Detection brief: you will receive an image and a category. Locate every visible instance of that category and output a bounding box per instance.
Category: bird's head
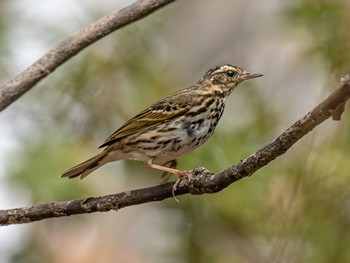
[199,64,263,95]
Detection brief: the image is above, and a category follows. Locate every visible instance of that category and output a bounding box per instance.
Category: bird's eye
[226,70,236,77]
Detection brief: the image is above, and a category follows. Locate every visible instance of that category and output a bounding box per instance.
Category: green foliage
[284,0,350,75]
[2,1,350,263]
[8,133,89,202]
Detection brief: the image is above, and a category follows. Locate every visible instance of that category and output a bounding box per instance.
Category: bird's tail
[60,151,109,179]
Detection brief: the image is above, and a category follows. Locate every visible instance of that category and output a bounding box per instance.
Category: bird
[61,64,262,198]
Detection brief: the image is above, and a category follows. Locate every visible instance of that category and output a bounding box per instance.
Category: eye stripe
[205,64,241,77]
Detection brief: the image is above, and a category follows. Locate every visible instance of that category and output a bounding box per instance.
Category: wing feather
[99,89,194,148]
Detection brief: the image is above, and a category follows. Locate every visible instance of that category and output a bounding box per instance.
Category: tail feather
[61,151,108,179]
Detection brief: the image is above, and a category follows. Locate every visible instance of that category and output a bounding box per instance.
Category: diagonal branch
[1,74,349,226]
[0,0,176,111]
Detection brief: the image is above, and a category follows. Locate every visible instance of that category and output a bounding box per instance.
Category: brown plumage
[61,64,262,196]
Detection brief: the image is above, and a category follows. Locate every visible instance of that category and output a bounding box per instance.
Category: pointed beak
[239,71,263,81]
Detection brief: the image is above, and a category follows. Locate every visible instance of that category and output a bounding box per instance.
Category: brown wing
[99,88,195,148]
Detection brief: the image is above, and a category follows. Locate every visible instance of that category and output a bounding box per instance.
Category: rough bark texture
[1,75,349,226]
[0,0,176,111]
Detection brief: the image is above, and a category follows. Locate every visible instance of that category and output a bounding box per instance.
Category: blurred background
[1,0,350,262]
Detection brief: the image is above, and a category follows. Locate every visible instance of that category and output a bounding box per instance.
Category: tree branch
[1,74,349,226]
[0,0,176,111]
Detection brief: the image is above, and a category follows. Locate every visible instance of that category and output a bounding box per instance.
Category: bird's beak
[239,71,263,81]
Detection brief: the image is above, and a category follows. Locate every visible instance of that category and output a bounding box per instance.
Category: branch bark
[0,0,176,111]
[1,74,349,226]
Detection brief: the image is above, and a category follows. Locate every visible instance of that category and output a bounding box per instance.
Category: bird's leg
[160,159,178,182]
[163,159,178,169]
[146,160,193,202]
[146,159,192,177]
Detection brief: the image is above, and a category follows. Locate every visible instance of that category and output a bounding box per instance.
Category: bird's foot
[171,171,193,202]
[145,160,193,202]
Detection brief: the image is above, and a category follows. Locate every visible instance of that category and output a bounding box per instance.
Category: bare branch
[0,0,176,111]
[1,74,349,226]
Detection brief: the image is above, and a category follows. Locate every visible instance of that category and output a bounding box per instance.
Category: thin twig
[0,0,176,111]
[1,74,349,226]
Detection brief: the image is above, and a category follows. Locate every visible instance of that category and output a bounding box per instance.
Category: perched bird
[61,64,262,196]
